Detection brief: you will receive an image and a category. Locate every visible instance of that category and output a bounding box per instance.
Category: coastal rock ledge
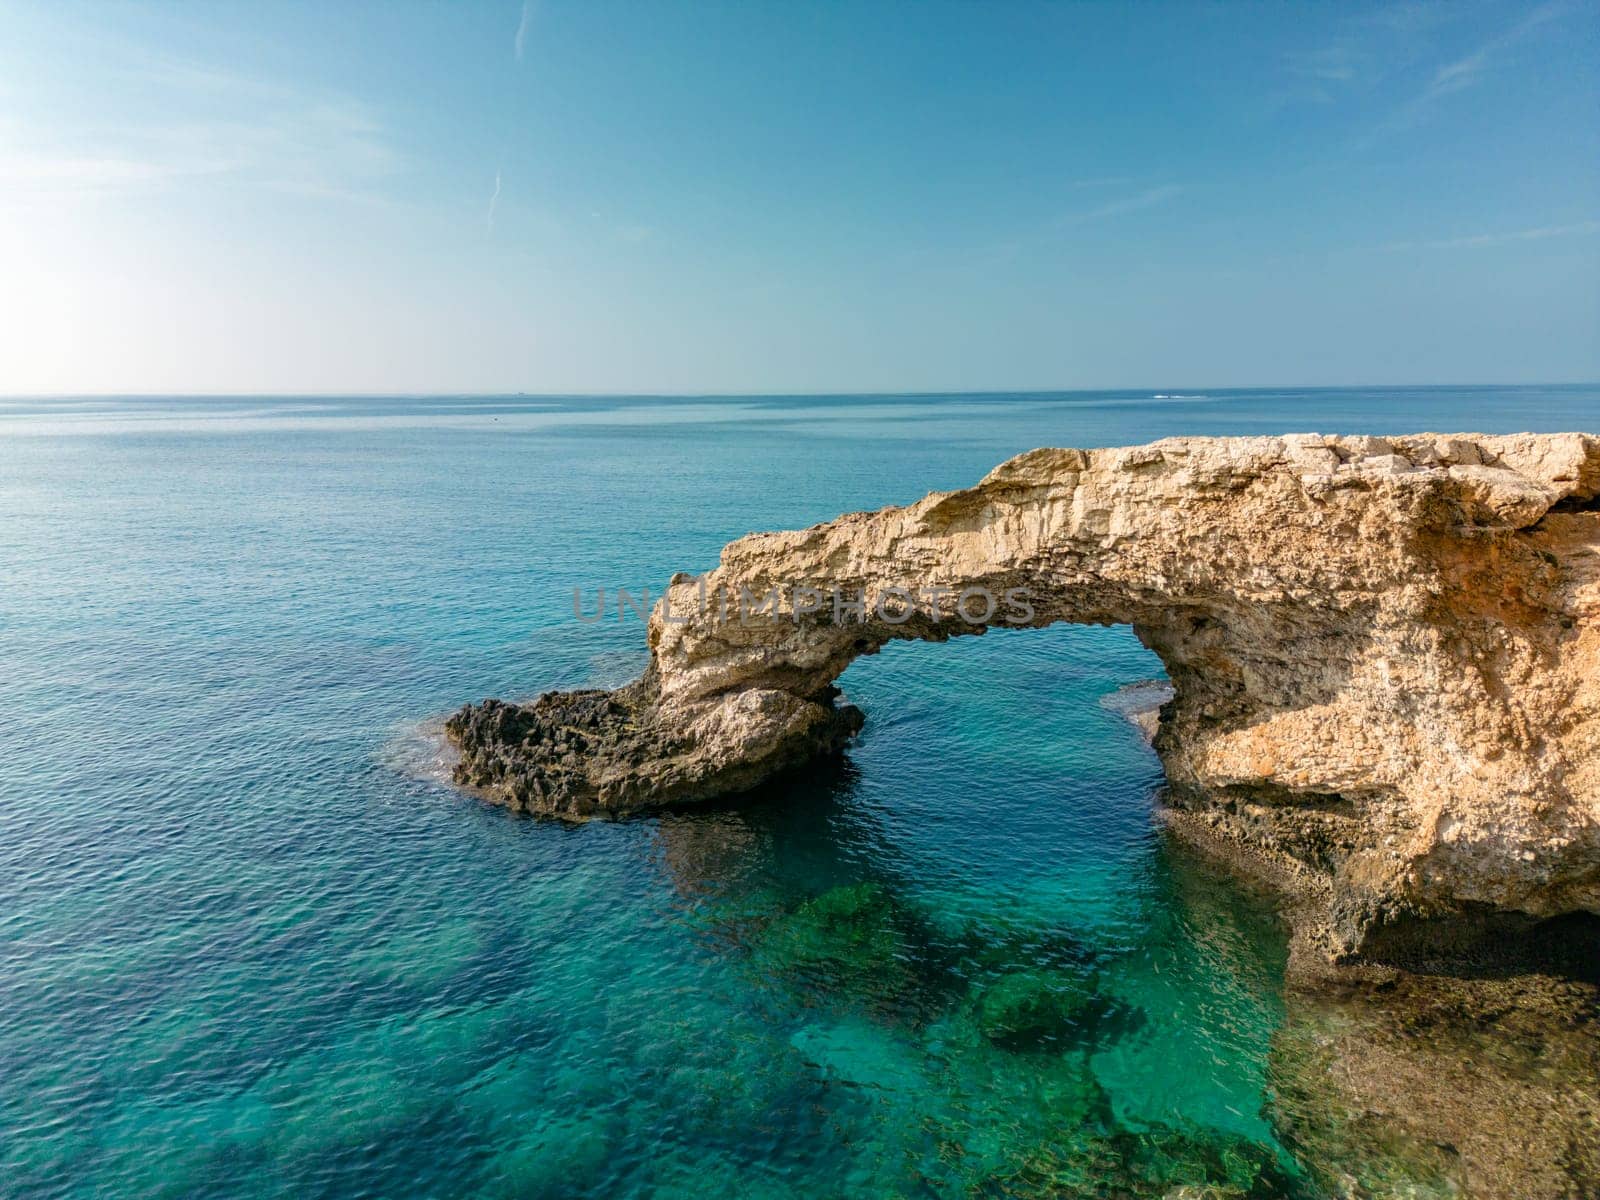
[449,432,1600,964]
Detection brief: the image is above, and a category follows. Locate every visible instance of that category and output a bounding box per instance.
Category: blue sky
[0,0,1595,393]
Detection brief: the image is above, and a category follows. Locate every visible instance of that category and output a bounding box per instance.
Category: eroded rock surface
[448,432,1600,963]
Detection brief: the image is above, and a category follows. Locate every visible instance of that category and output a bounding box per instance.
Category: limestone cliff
[447,432,1600,964]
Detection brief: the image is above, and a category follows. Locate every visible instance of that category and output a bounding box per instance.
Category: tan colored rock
[447,432,1600,963]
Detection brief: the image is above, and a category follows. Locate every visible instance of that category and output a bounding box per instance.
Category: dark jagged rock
[447,677,862,818]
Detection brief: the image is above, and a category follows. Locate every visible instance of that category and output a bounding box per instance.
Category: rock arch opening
[832,620,1169,787]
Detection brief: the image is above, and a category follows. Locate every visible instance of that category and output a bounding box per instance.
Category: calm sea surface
[2,386,1596,1198]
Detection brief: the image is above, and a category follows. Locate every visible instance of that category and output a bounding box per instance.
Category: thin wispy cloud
[1386,220,1600,252]
[1282,44,1360,85]
[1425,47,1491,99]
[1277,2,1569,129]
[1359,0,1570,143]
[515,1,536,62]
[0,53,399,205]
[919,182,1183,267]
[1365,2,1453,36]
[1271,15,1400,108]
[1066,184,1183,225]
[1061,175,1135,191]
[0,145,189,189]
[1423,1,1564,101]
[486,167,502,231]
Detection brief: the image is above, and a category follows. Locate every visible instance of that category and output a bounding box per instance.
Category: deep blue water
[1,386,1595,1198]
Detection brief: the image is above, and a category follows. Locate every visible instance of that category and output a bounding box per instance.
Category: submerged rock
[789,1017,927,1094]
[911,1048,1114,1190]
[1116,1125,1306,1199]
[776,882,902,959]
[974,968,1097,1049]
[449,431,1600,969]
[481,1110,617,1200]
[751,883,913,1007]
[980,1122,1305,1199]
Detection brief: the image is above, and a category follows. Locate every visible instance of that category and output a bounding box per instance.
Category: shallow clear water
[1,386,1595,1198]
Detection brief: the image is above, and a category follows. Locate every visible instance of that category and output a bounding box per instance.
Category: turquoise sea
[2,386,1596,1199]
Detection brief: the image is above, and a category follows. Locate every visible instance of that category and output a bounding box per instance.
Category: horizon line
[2,379,1598,401]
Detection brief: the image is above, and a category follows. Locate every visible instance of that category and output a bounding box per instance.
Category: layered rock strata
[448,432,1600,963]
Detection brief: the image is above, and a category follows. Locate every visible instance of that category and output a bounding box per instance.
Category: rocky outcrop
[448,432,1600,965]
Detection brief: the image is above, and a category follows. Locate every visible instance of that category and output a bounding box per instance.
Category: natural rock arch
[448,432,1600,962]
